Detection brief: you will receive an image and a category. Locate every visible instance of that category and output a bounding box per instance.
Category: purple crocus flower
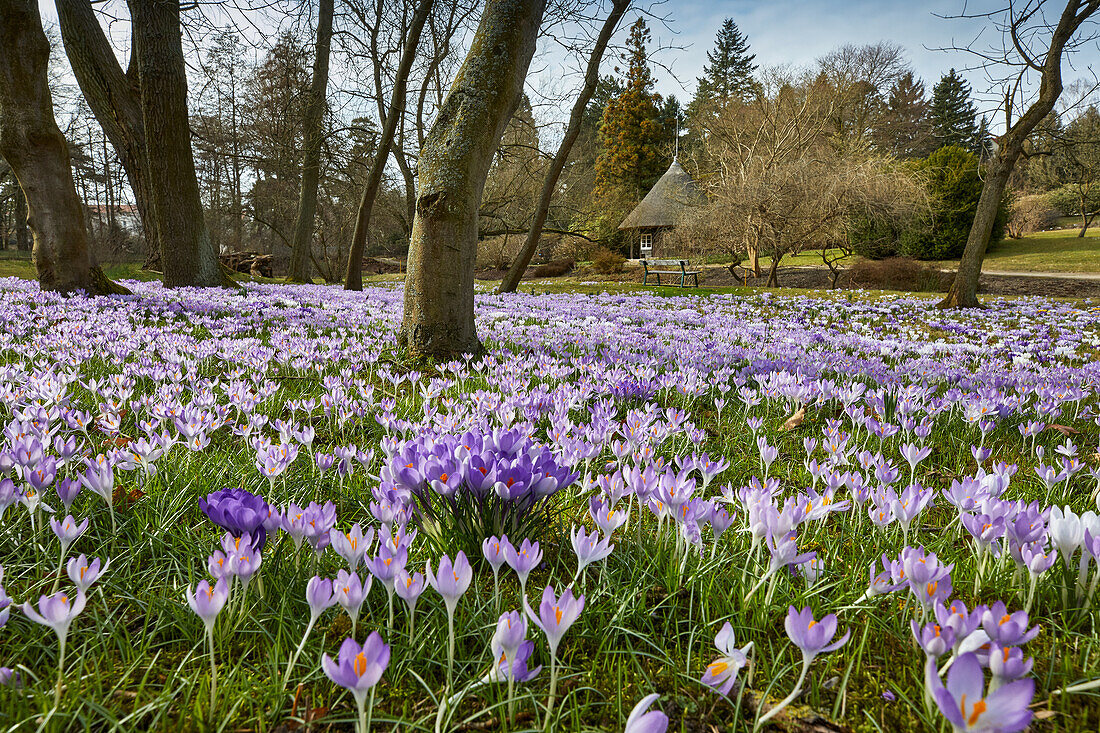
[67,555,109,592]
[54,478,81,513]
[930,652,1033,733]
[700,621,753,695]
[784,606,850,663]
[321,633,391,729]
[50,514,89,555]
[199,488,270,550]
[981,602,1039,647]
[394,568,426,631]
[330,523,374,570]
[427,552,473,686]
[185,578,230,633]
[334,570,370,636]
[989,644,1034,687]
[624,693,669,733]
[911,620,956,658]
[486,639,542,683]
[503,538,541,597]
[570,525,614,580]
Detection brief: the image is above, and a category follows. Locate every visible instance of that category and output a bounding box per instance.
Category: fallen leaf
[1033,710,1056,721]
[1047,424,1080,436]
[781,406,806,431]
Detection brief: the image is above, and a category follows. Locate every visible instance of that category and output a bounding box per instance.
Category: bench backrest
[642,259,686,268]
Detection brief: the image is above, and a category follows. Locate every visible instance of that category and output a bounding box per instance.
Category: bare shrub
[849,256,948,292]
[1005,193,1060,238]
[591,247,625,274]
[532,258,574,278]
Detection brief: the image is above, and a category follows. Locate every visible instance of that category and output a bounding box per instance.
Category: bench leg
[655,273,661,285]
[692,273,698,287]
[643,272,648,285]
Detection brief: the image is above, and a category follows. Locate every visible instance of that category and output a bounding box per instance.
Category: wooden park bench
[641,258,700,288]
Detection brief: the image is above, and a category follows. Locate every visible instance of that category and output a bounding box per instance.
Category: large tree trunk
[398,0,547,358]
[344,0,434,291]
[56,0,158,258]
[129,0,223,288]
[939,0,1100,308]
[0,0,123,294]
[498,0,629,294]
[287,0,335,284]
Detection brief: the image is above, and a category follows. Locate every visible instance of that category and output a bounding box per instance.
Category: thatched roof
[618,160,705,230]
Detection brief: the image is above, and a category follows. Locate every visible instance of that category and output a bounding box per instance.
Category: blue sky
[634,0,1100,121]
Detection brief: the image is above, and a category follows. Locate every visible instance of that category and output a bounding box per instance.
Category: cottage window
[640,232,653,254]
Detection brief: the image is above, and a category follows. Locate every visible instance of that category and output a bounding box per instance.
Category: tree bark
[287,0,335,284]
[398,0,547,358]
[939,0,1100,308]
[56,0,158,258]
[344,0,434,291]
[128,0,224,288]
[498,0,629,294]
[0,0,124,294]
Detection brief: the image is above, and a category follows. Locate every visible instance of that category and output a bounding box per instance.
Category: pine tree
[875,71,932,158]
[593,18,667,200]
[929,69,978,151]
[694,18,758,105]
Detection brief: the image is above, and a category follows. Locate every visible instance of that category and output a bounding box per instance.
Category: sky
[630,0,1100,122]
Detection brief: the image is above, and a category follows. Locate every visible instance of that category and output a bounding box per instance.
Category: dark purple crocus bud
[199,487,270,549]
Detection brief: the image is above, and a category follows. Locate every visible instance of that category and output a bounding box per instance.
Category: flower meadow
[0,278,1098,732]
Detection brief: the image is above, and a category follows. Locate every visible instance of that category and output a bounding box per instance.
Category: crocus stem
[361,687,375,733]
[208,627,217,715]
[387,590,394,631]
[51,547,66,594]
[507,667,515,725]
[743,569,774,604]
[446,610,455,690]
[54,631,67,710]
[282,615,318,689]
[1025,573,1038,615]
[755,656,811,729]
[543,651,558,731]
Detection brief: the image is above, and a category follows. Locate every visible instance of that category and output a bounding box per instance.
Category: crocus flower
[67,555,109,592]
[185,578,230,633]
[482,534,511,609]
[331,523,374,570]
[503,538,541,597]
[759,606,850,727]
[50,514,89,555]
[334,570,370,637]
[524,584,584,725]
[54,478,81,513]
[930,652,1033,733]
[283,576,339,688]
[700,621,753,695]
[426,552,473,687]
[199,488,270,550]
[486,639,541,684]
[981,602,1039,647]
[322,633,391,733]
[624,693,669,733]
[570,525,614,581]
[394,568,425,633]
[23,589,88,706]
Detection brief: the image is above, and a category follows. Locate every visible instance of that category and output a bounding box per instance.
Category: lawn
[933,228,1100,274]
[0,278,1097,733]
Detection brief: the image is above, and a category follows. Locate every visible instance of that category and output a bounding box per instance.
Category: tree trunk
[748,245,760,276]
[344,0,434,291]
[939,0,1100,308]
[56,0,158,257]
[398,0,547,358]
[286,0,334,284]
[13,185,29,251]
[0,0,124,294]
[498,0,629,294]
[129,0,224,288]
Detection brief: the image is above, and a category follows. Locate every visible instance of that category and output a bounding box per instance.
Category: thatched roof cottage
[618,159,705,259]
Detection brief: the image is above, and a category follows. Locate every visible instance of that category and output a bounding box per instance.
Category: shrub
[847,215,901,259]
[591,247,626,274]
[532,258,574,278]
[849,257,948,292]
[1005,193,1060,238]
[900,146,1009,260]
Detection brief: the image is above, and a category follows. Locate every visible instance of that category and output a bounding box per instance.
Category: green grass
[933,228,1100,274]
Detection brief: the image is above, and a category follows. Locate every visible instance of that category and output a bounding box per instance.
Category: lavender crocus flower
[426,551,472,687]
[334,570,370,637]
[524,584,584,725]
[503,538,541,597]
[330,523,374,570]
[283,576,339,688]
[186,578,230,633]
[758,607,850,727]
[930,652,1033,733]
[624,693,669,733]
[22,589,88,706]
[67,554,109,592]
[394,568,425,633]
[482,534,511,610]
[570,525,614,582]
[321,633,391,733]
[700,621,753,696]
